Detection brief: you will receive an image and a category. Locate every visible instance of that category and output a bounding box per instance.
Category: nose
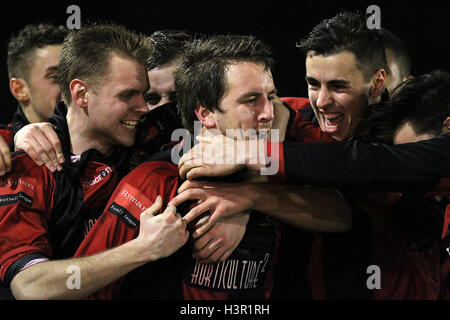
[258,97,274,123]
[315,87,333,109]
[133,94,150,115]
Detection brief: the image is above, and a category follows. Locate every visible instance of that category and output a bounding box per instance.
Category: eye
[144,93,161,105]
[47,74,59,82]
[331,84,349,92]
[244,97,257,104]
[307,80,320,90]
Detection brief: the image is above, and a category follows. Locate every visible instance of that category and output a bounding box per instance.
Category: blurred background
[0,0,449,124]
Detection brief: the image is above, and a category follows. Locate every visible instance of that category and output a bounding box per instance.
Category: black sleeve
[4,253,49,287]
[282,133,450,193]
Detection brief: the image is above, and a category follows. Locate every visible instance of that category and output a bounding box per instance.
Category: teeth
[322,112,341,119]
[120,120,139,128]
[322,113,343,122]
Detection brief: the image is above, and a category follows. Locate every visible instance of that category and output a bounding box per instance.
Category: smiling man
[300,13,387,142]
[0,23,188,300]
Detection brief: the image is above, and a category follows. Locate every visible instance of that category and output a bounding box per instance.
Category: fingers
[41,123,65,165]
[193,238,232,263]
[179,159,203,180]
[186,167,209,181]
[191,216,215,238]
[140,195,163,219]
[169,188,206,207]
[15,123,64,172]
[178,198,214,226]
[0,137,11,176]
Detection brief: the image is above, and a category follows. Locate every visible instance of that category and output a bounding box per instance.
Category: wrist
[123,238,155,265]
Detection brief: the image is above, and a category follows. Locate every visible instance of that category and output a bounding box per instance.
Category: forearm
[250,183,352,232]
[11,239,146,300]
[280,137,450,192]
[244,135,450,192]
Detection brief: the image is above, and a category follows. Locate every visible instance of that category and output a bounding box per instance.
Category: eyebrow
[305,76,351,87]
[238,88,278,99]
[46,66,58,73]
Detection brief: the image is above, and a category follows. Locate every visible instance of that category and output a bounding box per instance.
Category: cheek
[308,89,318,103]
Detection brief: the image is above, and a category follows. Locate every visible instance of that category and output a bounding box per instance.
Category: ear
[369,68,386,99]
[442,117,450,133]
[9,78,29,104]
[69,79,89,108]
[194,104,217,129]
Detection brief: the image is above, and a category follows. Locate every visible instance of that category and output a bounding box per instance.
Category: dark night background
[0,0,448,124]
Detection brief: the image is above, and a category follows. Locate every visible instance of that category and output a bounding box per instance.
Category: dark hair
[57,22,152,105]
[7,23,68,80]
[147,30,192,70]
[362,70,450,142]
[378,28,411,80]
[296,11,388,81]
[174,34,274,132]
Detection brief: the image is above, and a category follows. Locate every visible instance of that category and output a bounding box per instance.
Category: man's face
[25,45,62,122]
[87,53,149,152]
[305,50,372,141]
[210,61,276,137]
[393,122,435,144]
[145,61,179,110]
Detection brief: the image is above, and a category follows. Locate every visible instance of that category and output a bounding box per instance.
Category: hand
[14,122,64,172]
[0,135,11,176]
[169,180,256,237]
[192,212,249,263]
[178,129,247,180]
[135,196,189,262]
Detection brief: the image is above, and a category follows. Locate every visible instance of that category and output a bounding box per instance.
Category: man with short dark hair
[145,30,191,110]
[0,22,188,300]
[6,24,68,135]
[0,24,67,179]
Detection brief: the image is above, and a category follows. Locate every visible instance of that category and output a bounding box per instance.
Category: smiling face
[305,50,374,141]
[23,45,62,122]
[84,53,149,153]
[205,61,276,136]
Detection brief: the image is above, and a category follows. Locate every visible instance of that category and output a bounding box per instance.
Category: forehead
[305,50,365,83]
[102,53,148,89]
[224,61,274,96]
[147,61,179,90]
[29,45,61,70]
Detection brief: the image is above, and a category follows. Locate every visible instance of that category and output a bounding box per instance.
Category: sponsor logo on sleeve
[107,183,153,229]
[0,178,35,207]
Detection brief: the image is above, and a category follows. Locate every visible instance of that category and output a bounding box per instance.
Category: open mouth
[322,112,344,129]
[120,120,139,129]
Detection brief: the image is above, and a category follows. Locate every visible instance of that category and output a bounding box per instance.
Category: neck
[66,106,113,156]
[22,103,46,124]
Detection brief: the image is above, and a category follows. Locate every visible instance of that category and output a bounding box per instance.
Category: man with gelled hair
[0,22,188,300]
